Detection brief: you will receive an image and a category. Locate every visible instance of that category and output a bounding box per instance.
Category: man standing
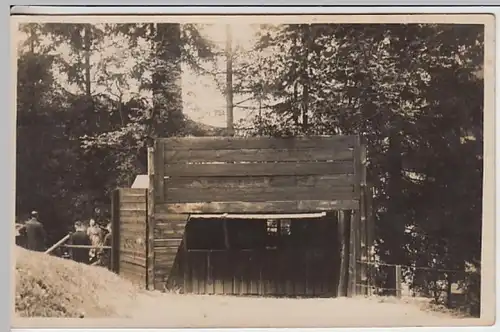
[20,211,47,252]
[68,221,91,264]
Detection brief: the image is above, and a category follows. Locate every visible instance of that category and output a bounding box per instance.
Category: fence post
[337,210,348,297]
[110,189,120,273]
[395,265,402,298]
[147,145,156,291]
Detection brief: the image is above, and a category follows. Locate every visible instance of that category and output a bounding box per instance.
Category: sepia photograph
[11,13,495,328]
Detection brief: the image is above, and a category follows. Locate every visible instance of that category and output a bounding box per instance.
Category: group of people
[16,210,113,268]
[68,218,113,266]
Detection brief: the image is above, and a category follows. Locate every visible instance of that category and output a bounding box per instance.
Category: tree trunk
[301,24,311,132]
[83,24,92,97]
[225,24,234,137]
[152,23,184,138]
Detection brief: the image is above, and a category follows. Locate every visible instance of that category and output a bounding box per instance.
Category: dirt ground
[15,246,478,328]
[119,290,473,328]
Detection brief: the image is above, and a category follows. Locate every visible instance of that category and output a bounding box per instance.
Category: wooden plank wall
[181,249,338,297]
[117,188,148,287]
[148,136,374,294]
[172,214,340,297]
[157,136,360,214]
[152,212,189,290]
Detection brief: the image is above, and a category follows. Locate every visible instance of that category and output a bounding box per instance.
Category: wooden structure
[111,135,375,297]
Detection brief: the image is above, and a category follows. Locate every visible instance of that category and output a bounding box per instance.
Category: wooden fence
[111,188,148,287]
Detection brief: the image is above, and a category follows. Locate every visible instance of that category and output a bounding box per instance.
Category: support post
[347,135,362,297]
[395,265,402,298]
[337,210,348,297]
[110,189,120,273]
[348,209,359,297]
[183,231,189,294]
[359,188,368,295]
[366,184,375,296]
[147,145,156,291]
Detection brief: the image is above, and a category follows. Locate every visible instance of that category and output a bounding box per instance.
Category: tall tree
[233,23,484,305]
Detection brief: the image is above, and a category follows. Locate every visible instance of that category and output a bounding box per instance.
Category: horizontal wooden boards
[154,212,190,222]
[120,252,147,267]
[165,174,355,190]
[158,200,359,214]
[119,195,147,203]
[119,203,146,212]
[153,238,183,248]
[153,215,188,239]
[119,237,146,251]
[154,224,187,239]
[160,135,356,151]
[120,249,147,258]
[164,161,353,177]
[165,148,353,164]
[189,212,327,219]
[164,186,355,203]
[119,217,147,227]
[119,188,147,202]
[119,210,147,218]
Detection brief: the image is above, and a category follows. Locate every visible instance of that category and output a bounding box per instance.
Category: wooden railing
[43,233,115,269]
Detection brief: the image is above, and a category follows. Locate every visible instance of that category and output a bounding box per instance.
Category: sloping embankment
[15,246,139,318]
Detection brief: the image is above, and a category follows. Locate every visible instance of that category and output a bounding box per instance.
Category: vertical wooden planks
[366,184,375,296]
[355,208,363,295]
[359,188,368,295]
[213,255,224,295]
[224,251,234,295]
[349,136,362,297]
[258,255,264,296]
[117,189,148,287]
[295,250,307,297]
[347,210,358,297]
[395,265,402,298]
[337,210,348,297]
[262,251,272,296]
[147,146,155,290]
[155,139,165,202]
[359,141,368,295]
[183,234,189,294]
[110,189,120,273]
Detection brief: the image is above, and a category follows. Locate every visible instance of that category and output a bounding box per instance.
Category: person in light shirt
[87,218,103,263]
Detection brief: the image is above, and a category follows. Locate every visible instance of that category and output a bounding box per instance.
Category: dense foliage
[16,22,484,314]
[231,23,483,314]
[16,23,216,237]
